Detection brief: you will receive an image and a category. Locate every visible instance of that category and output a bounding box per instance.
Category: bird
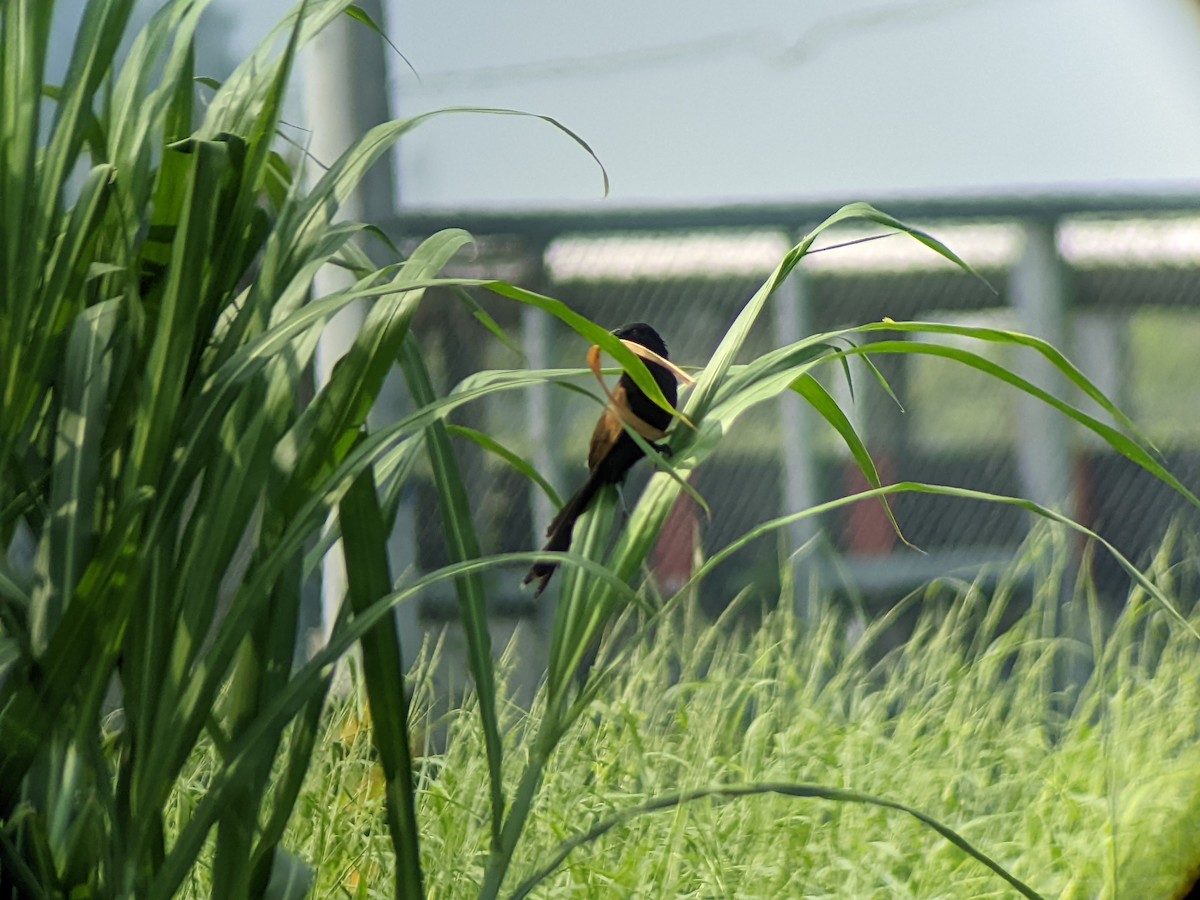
[524,323,679,597]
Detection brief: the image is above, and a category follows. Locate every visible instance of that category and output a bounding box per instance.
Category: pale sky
[216,0,1200,207]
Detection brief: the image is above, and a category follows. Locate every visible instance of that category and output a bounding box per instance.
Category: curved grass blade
[452,287,525,359]
[684,201,991,425]
[28,300,119,653]
[343,4,420,81]
[301,432,427,580]
[676,481,1197,640]
[287,106,606,256]
[857,349,905,411]
[483,282,681,425]
[791,373,911,549]
[278,228,472,499]
[447,424,562,508]
[844,336,1200,510]
[0,487,155,805]
[510,781,1044,900]
[859,320,1158,453]
[250,687,330,895]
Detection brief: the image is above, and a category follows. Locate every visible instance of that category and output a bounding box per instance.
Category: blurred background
[49,0,1200,659]
[110,0,1200,205]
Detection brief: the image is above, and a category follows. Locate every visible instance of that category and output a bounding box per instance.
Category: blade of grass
[511,781,1044,900]
[397,336,505,850]
[28,300,119,653]
[674,480,1196,639]
[858,319,1161,455]
[448,425,562,509]
[339,464,423,900]
[844,336,1200,510]
[792,372,911,548]
[684,201,988,425]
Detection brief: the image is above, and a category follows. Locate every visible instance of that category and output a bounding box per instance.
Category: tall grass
[2,0,1198,897]
[0,1,522,895]
[179,530,1200,898]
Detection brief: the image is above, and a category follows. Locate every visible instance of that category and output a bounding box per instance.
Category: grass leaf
[513,781,1044,900]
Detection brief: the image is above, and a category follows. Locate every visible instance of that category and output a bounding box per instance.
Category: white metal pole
[772,265,822,620]
[1012,220,1075,515]
[302,2,420,659]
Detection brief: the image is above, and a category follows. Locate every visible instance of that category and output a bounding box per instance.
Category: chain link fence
[394,201,1200,619]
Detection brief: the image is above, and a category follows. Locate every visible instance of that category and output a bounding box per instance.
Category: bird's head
[612,322,668,359]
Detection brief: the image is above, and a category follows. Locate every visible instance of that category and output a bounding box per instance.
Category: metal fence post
[303,1,420,660]
[1012,219,1075,516]
[772,263,823,620]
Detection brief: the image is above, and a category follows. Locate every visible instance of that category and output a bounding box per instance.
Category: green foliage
[193,531,1200,898]
[0,1,517,896]
[3,0,1199,897]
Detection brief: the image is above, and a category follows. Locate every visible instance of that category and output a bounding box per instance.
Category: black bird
[524,323,679,597]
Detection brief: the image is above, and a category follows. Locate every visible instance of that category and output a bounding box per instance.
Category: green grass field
[166,532,1200,899]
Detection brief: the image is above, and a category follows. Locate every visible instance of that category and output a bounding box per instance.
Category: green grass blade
[791,372,910,547]
[0,0,52,336]
[109,0,208,184]
[397,337,506,849]
[22,162,115,389]
[343,3,419,80]
[166,392,273,680]
[250,675,331,894]
[339,466,424,900]
[0,560,31,608]
[448,425,562,508]
[452,287,525,358]
[27,301,119,654]
[677,480,1197,639]
[511,781,1044,900]
[278,229,472,501]
[835,202,996,291]
[845,337,1200,510]
[2,163,114,480]
[0,822,48,900]
[484,282,679,422]
[285,105,605,265]
[0,488,154,809]
[35,0,135,267]
[300,433,427,581]
[858,319,1169,460]
[543,489,621,703]
[685,202,987,424]
[126,138,229,491]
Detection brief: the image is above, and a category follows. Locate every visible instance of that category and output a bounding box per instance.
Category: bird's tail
[523,471,605,597]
